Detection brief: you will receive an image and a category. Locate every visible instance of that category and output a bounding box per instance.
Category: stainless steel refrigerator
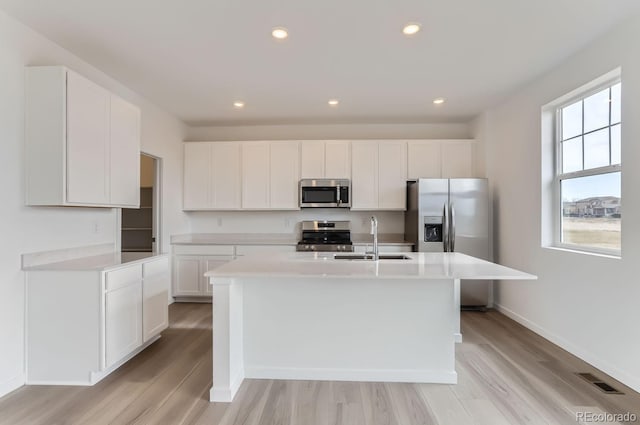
[405,178,491,308]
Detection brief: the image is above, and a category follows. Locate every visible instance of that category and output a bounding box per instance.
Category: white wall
[478,12,640,391]
[186,210,404,236]
[0,10,187,397]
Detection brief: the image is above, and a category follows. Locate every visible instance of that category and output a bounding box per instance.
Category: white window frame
[552,76,621,257]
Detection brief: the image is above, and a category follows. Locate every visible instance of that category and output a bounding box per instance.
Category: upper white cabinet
[269,141,300,209]
[25,66,140,207]
[300,140,350,179]
[351,141,407,210]
[407,139,476,179]
[441,140,475,178]
[242,142,270,209]
[183,142,241,210]
[183,141,299,211]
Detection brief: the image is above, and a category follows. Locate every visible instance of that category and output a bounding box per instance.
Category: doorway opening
[121,153,162,253]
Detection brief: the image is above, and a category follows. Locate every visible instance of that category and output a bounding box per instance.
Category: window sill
[543,245,621,260]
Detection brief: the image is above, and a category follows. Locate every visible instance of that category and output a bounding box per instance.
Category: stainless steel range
[296,220,354,252]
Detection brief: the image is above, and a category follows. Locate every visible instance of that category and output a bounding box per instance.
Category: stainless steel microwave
[299,179,351,208]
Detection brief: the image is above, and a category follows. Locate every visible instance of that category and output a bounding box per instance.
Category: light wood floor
[1,303,639,425]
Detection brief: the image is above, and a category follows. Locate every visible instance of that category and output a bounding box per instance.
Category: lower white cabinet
[25,255,169,385]
[105,280,143,368]
[142,258,170,342]
[172,244,296,299]
[172,245,236,299]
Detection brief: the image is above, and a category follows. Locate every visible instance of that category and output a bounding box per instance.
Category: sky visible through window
[562,172,620,201]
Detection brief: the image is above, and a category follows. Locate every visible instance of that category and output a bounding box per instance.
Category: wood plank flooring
[1,303,639,425]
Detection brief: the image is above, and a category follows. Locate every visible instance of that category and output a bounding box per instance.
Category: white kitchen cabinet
[25,66,140,207]
[300,140,351,179]
[183,142,242,210]
[407,140,476,179]
[351,142,379,210]
[109,94,142,206]
[172,244,297,300]
[173,245,236,299]
[269,141,300,209]
[441,140,475,178]
[325,141,351,178]
[183,143,211,209]
[242,142,270,209]
[300,141,325,178]
[378,141,407,209]
[105,279,143,368]
[407,141,442,179]
[212,142,242,208]
[351,141,407,210]
[25,255,169,385]
[142,257,170,342]
[174,256,203,296]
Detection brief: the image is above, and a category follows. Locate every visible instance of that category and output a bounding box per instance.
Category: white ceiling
[1,0,638,126]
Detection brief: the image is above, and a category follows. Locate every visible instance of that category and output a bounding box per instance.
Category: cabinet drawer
[235,245,296,255]
[173,245,235,256]
[143,257,169,278]
[106,264,142,291]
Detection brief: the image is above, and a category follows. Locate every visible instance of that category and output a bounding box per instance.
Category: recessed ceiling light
[402,23,421,36]
[233,101,245,109]
[272,27,288,40]
[433,98,445,105]
[328,99,339,106]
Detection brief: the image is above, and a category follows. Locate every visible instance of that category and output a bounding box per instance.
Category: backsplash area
[186,210,404,235]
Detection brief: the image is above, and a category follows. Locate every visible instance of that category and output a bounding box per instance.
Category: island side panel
[210,277,244,402]
[241,277,457,384]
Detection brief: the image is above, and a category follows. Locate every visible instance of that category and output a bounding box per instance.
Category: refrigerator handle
[449,202,456,252]
[442,203,449,252]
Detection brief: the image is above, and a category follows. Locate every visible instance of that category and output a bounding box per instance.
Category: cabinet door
[378,141,407,210]
[109,95,140,206]
[242,142,270,209]
[212,142,241,209]
[441,140,475,178]
[270,141,300,209]
[299,141,325,178]
[105,282,142,368]
[142,259,169,342]
[407,141,442,179]
[183,143,211,210]
[351,142,378,210]
[201,257,233,295]
[325,141,351,178]
[66,70,110,204]
[173,256,203,296]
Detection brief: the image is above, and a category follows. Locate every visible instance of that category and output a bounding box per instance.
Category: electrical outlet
[284,218,291,228]
[217,217,223,227]
[92,221,99,234]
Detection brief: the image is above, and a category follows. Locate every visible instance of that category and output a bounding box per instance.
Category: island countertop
[205,252,536,281]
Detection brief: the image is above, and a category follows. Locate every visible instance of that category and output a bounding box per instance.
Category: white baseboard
[210,369,245,402]
[494,303,640,393]
[454,333,463,343]
[0,373,24,399]
[245,366,457,385]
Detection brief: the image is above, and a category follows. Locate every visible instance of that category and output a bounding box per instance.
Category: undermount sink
[333,254,412,260]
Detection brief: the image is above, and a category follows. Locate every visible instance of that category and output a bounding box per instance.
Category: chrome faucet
[369,216,379,261]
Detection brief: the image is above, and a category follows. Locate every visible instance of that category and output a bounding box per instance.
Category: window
[555,80,621,255]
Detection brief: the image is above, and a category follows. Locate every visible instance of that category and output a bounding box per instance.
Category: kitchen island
[206,252,535,402]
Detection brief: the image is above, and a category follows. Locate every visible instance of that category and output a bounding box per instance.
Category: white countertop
[205,252,536,281]
[23,252,168,272]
